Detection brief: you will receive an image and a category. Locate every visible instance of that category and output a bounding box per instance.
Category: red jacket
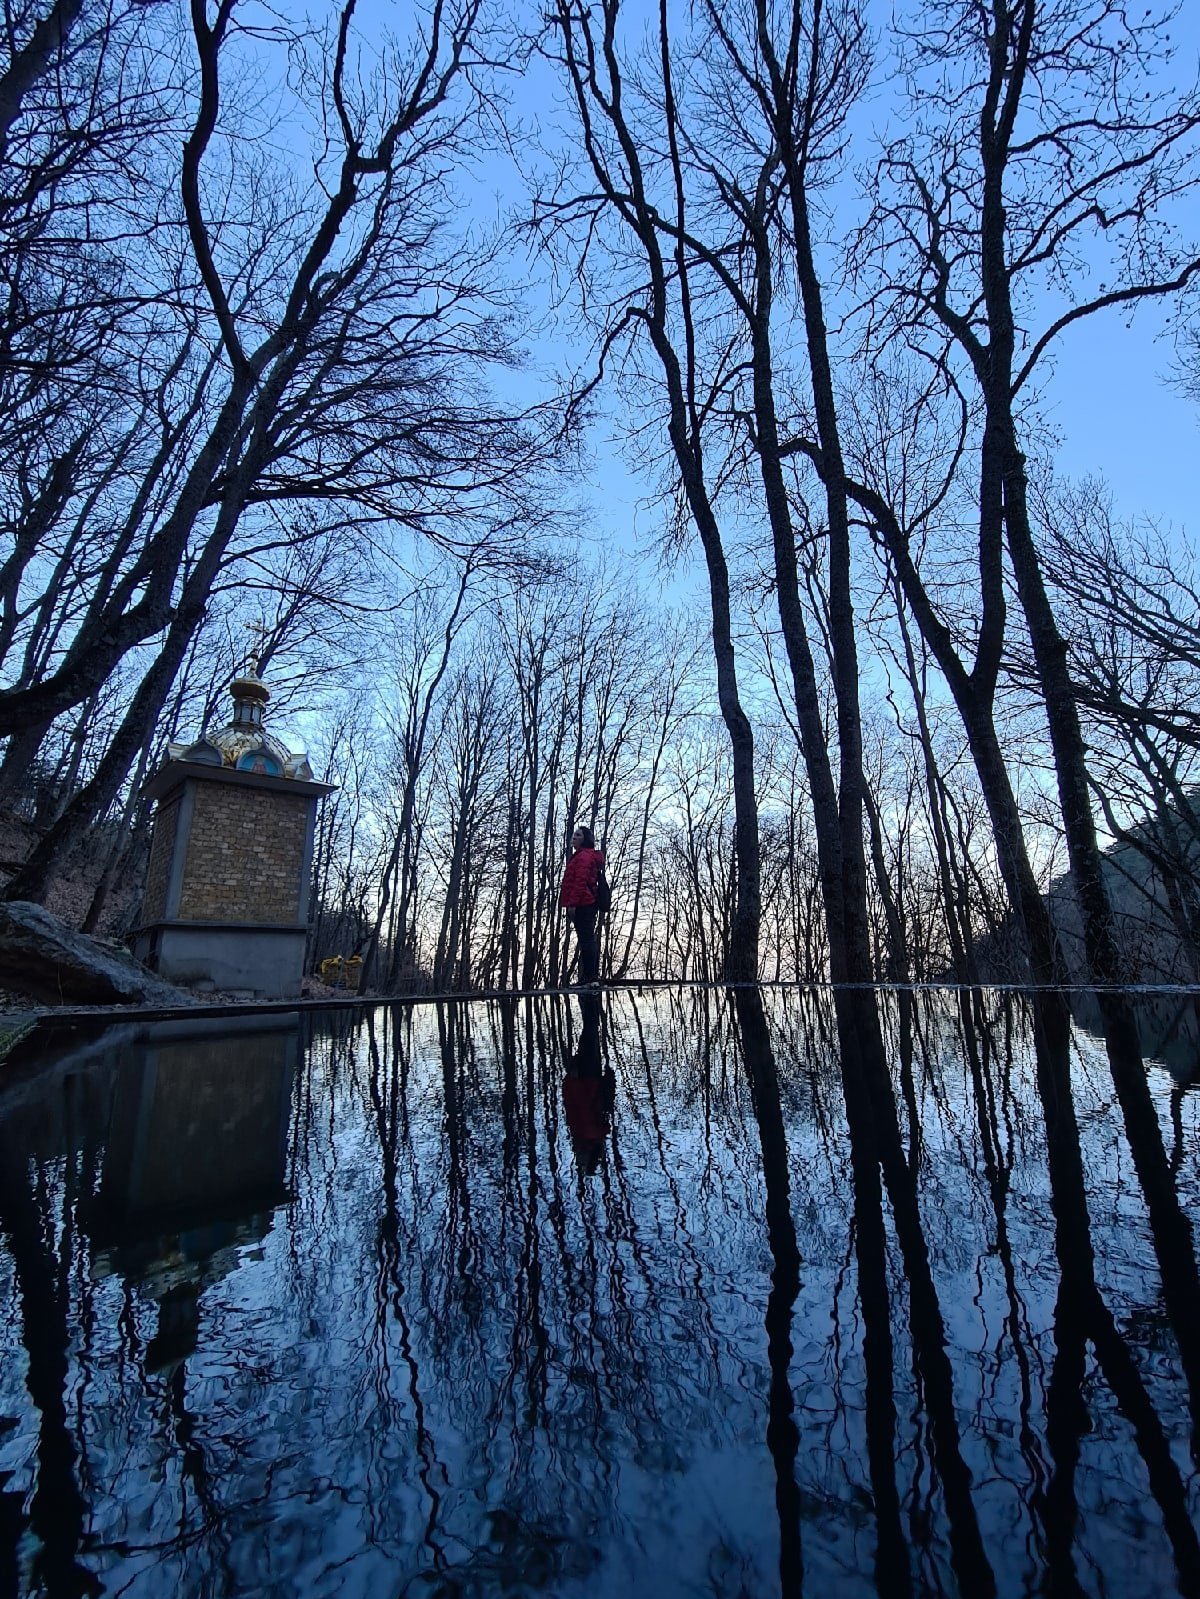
[559,846,604,908]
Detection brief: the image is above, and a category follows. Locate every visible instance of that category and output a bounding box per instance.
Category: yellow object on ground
[318,955,364,991]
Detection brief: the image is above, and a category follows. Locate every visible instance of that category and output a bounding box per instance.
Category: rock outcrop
[0,901,192,1006]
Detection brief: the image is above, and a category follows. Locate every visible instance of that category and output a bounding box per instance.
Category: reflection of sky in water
[0,991,1198,1598]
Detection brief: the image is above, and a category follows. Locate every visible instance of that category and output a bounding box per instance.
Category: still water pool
[1,989,1199,1598]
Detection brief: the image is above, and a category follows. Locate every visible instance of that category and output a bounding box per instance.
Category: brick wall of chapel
[176,783,310,923]
[141,794,180,923]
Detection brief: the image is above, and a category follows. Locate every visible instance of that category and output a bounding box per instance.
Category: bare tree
[0,0,554,746]
[857,0,1200,989]
[1035,480,1200,979]
[537,0,763,980]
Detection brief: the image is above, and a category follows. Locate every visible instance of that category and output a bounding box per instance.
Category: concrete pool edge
[6,977,1200,1041]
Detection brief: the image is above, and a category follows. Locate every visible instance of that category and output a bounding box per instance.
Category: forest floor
[0,975,344,1017]
[0,806,142,931]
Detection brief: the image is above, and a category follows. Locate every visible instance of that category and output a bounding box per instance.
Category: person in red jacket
[559,825,604,985]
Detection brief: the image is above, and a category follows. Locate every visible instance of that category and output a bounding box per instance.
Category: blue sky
[1040,296,1195,538]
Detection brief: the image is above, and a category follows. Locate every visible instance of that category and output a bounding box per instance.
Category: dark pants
[572,905,599,982]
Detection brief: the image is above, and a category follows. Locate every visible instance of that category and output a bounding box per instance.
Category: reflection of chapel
[89,1013,297,1372]
[134,670,332,998]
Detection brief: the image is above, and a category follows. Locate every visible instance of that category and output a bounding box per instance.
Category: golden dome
[209,723,293,773]
[198,671,300,777]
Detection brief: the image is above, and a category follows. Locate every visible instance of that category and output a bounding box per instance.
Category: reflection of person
[562,992,613,1174]
[558,825,605,986]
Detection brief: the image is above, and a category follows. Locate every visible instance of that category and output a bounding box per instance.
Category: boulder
[0,901,192,1007]
[0,1012,36,1062]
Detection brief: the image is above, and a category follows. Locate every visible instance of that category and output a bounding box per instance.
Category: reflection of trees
[833,1006,910,1599]
[345,995,781,1592]
[890,990,1200,1595]
[0,992,1198,1595]
[1030,997,1200,1594]
[783,984,1200,1595]
[839,988,997,1598]
[1097,1013,1200,1466]
[733,990,803,1589]
[0,1119,96,1597]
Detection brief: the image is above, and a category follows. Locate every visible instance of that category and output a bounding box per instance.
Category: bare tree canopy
[1,0,1199,1001]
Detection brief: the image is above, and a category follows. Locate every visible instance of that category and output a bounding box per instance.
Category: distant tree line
[1,0,1199,993]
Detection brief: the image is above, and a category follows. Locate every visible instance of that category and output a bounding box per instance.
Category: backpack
[594,864,612,914]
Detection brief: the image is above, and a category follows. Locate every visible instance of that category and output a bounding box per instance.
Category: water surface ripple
[1,988,1198,1598]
